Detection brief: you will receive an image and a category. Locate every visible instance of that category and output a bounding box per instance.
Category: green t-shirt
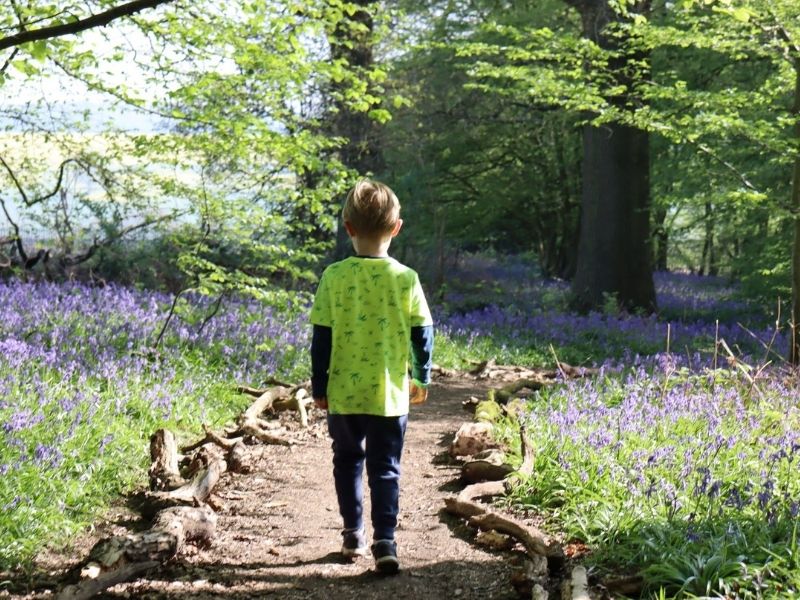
[310,256,433,416]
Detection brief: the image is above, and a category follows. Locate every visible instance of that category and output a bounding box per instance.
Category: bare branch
[0,48,19,75]
[60,212,184,267]
[0,155,79,207]
[0,0,176,52]
[0,193,26,263]
[696,143,762,194]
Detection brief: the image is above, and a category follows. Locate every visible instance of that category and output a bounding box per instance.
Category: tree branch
[0,155,79,207]
[0,194,26,263]
[696,143,761,194]
[0,48,19,75]
[0,0,176,52]
[60,212,184,267]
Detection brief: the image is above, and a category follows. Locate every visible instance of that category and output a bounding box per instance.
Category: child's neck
[352,236,391,257]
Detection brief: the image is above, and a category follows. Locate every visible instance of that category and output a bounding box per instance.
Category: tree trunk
[653,206,668,271]
[328,0,385,261]
[700,202,718,276]
[567,0,656,313]
[571,123,656,312]
[791,60,800,365]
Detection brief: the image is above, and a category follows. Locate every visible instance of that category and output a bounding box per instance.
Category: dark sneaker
[341,528,367,559]
[371,539,399,574]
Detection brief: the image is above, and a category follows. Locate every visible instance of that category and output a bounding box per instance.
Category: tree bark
[57,506,215,600]
[653,206,668,271]
[791,59,800,365]
[567,0,657,313]
[328,0,386,261]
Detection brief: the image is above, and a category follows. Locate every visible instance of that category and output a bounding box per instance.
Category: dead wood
[272,388,311,428]
[181,424,242,454]
[240,423,296,446]
[461,449,514,483]
[469,512,563,561]
[57,561,159,600]
[450,421,497,457]
[240,386,291,422]
[562,565,590,600]
[148,429,185,491]
[235,376,294,395]
[469,358,496,377]
[226,440,250,474]
[236,386,299,446]
[517,423,535,479]
[462,396,480,413]
[137,457,226,520]
[492,379,547,403]
[510,554,549,599]
[443,480,506,519]
[57,506,216,600]
[475,529,515,551]
[462,359,599,388]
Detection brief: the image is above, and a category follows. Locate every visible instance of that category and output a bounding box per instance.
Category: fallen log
[237,386,299,446]
[148,429,185,491]
[511,554,549,599]
[461,449,514,484]
[491,378,547,403]
[235,376,297,395]
[137,457,227,520]
[469,512,563,561]
[181,424,242,454]
[450,421,498,457]
[226,440,250,474]
[475,529,515,551]
[272,388,312,428]
[561,565,591,600]
[240,386,290,422]
[57,506,216,600]
[443,480,506,519]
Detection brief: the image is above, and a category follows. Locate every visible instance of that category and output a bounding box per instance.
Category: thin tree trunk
[653,206,668,271]
[790,61,800,365]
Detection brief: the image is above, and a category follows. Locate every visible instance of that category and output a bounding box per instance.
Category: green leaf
[30,41,48,62]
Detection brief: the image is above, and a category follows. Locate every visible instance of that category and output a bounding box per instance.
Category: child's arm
[410,324,434,404]
[311,325,332,409]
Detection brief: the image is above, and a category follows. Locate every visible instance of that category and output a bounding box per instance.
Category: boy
[310,179,434,575]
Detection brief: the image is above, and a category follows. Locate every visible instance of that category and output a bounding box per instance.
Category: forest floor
[6,377,530,600]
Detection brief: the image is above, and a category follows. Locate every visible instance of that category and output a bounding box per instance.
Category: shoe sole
[375,556,400,575]
[342,548,368,559]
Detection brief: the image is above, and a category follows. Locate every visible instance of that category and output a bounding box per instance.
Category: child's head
[342,179,400,240]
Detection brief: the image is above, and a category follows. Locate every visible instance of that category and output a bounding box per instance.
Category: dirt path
[10,377,521,600]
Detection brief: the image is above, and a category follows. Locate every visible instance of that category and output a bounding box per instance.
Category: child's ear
[390,219,403,237]
[344,221,357,237]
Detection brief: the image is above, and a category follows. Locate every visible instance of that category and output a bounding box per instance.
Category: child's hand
[314,396,328,410]
[410,382,428,405]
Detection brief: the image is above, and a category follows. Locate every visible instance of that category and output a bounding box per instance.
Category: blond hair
[342,179,400,238]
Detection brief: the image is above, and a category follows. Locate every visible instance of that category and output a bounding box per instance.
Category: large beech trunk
[566,0,656,314]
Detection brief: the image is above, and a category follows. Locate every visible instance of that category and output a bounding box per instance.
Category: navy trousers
[326,413,408,541]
